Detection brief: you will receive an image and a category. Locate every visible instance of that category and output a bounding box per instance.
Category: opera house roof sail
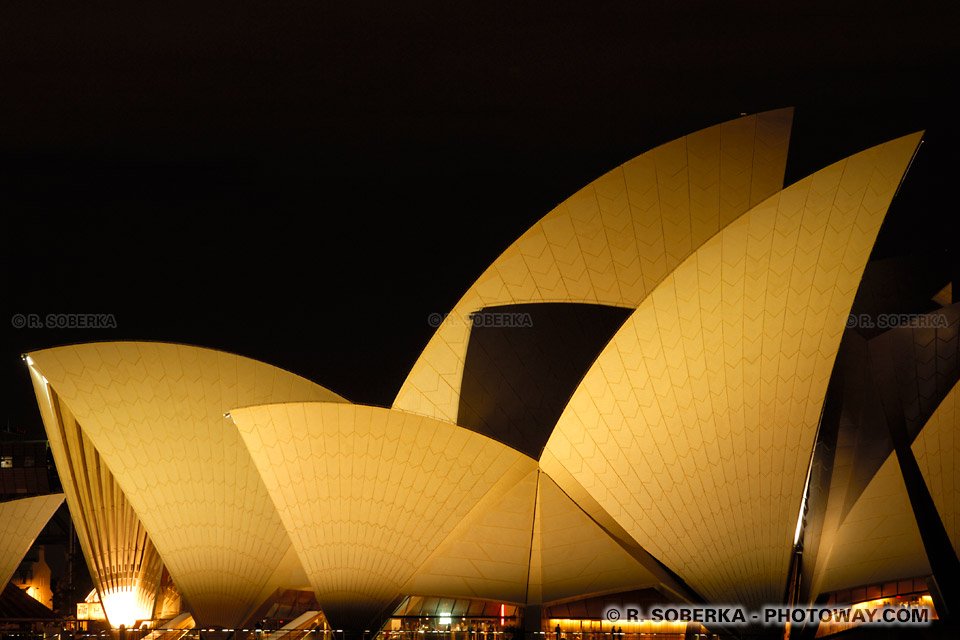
[15,108,957,635]
[26,343,347,627]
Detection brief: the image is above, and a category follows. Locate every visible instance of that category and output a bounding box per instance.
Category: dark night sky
[3,1,958,436]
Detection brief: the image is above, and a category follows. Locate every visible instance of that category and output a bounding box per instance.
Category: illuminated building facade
[19,109,958,637]
[0,494,64,606]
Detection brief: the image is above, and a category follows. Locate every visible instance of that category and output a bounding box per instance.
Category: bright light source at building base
[101,589,151,628]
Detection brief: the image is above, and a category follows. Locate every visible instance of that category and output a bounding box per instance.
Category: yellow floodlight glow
[100,589,151,628]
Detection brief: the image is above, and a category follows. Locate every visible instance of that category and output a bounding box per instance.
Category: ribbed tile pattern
[28,372,163,625]
[230,403,536,630]
[404,469,659,606]
[537,473,657,603]
[27,342,344,626]
[0,494,64,590]
[542,133,922,607]
[395,109,793,425]
[404,468,539,603]
[913,380,960,557]
[813,453,930,595]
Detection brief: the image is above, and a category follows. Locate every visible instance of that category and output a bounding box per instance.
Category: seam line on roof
[775,154,844,574]
[523,467,540,605]
[591,178,624,305]
[684,134,695,274]
[749,111,759,208]
[619,164,648,302]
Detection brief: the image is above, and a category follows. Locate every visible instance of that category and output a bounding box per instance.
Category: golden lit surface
[405,470,660,605]
[406,467,540,603]
[27,342,346,626]
[27,363,164,627]
[395,109,794,425]
[542,133,923,607]
[536,474,658,603]
[812,453,930,595]
[16,118,936,630]
[10,546,54,608]
[0,494,64,591]
[230,402,537,629]
[101,589,153,628]
[912,380,960,557]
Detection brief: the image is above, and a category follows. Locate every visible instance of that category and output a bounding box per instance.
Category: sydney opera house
[5,108,958,638]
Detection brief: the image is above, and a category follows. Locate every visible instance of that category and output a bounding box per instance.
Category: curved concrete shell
[913,380,960,558]
[229,402,538,630]
[403,468,680,606]
[26,343,345,626]
[811,452,930,596]
[20,115,944,631]
[0,494,64,592]
[394,108,794,426]
[540,132,923,607]
[403,466,541,604]
[28,366,163,626]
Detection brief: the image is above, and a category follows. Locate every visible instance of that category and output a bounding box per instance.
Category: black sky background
[3,0,958,437]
